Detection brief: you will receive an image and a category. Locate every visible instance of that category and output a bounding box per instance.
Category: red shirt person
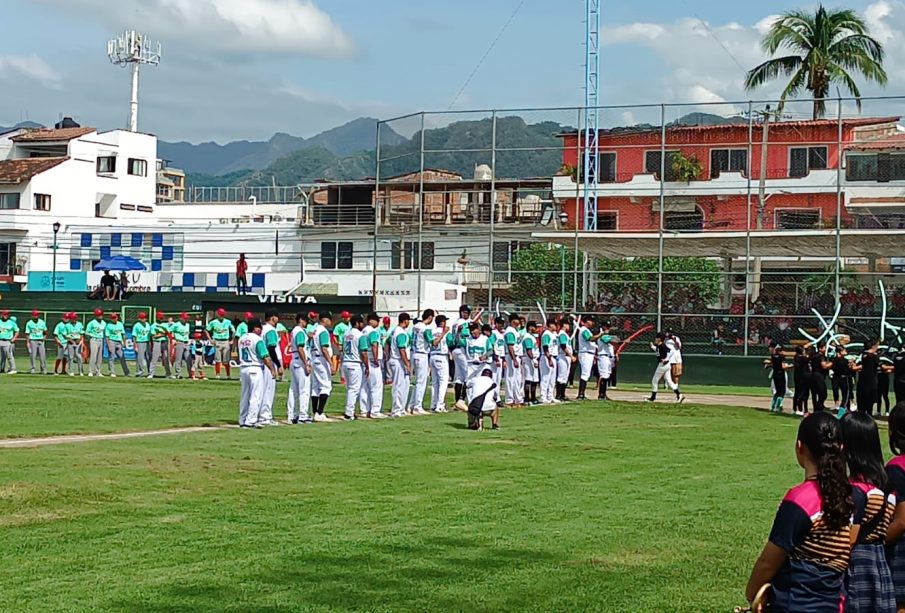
[236,254,249,296]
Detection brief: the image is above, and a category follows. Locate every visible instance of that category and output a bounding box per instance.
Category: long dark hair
[889,401,905,456]
[841,412,888,490]
[798,412,853,530]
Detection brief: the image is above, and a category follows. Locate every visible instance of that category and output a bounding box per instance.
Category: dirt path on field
[0,426,232,449]
[606,389,775,411]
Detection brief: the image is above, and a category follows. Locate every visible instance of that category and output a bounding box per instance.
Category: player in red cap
[333,311,352,384]
[234,312,255,355]
[25,309,48,375]
[85,309,107,377]
[132,312,151,378]
[104,313,129,377]
[171,312,192,379]
[53,312,71,375]
[67,312,86,376]
[0,308,19,374]
[206,307,236,379]
[149,311,172,378]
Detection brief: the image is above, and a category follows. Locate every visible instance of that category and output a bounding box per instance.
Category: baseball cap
[31,309,40,317]
[179,312,189,320]
[0,309,9,317]
[93,308,103,317]
[243,311,254,320]
[138,313,148,320]
[382,316,391,325]
[216,308,226,317]
[111,313,120,319]
[459,304,471,313]
[156,312,166,320]
[341,310,351,318]
[308,311,319,319]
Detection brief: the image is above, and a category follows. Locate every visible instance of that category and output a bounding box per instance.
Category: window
[789,147,828,178]
[664,209,704,231]
[0,193,21,210]
[119,203,136,211]
[97,156,116,174]
[0,242,16,276]
[391,241,435,270]
[137,205,154,213]
[33,194,51,211]
[710,149,748,178]
[128,158,147,177]
[645,150,680,181]
[320,241,353,270]
[597,211,618,230]
[777,209,820,229]
[579,152,617,182]
[847,154,879,181]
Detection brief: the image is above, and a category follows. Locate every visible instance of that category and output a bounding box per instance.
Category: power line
[448,0,527,110]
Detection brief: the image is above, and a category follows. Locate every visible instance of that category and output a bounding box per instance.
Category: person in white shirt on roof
[407,309,434,415]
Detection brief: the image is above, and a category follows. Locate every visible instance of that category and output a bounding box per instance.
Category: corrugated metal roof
[0,157,68,184]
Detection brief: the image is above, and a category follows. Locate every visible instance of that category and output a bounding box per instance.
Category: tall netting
[372,96,905,356]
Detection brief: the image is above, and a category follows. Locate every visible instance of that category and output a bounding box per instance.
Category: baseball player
[104,313,130,377]
[25,309,47,375]
[556,320,574,401]
[53,312,71,376]
[0,310,19,374]
[361,313,387,419]
[504,314,524,406]
[169,313,192,379]
[427,314,451,413]
[131,313,151,378]
[67,313,85,376]
[407,309,434,416]
[576,315,603,401]
[238,318,277,428]
[85,309,107,377]
[287,313,312,424]
[341,315,369,421]
[388,313,412,418]
[596,322,616,400]
[259,310,282,426]
[149,312,173,379]
[206,308,236,379]
[309,312,335,422]
[522,320,540,405]
[539,319,560,404]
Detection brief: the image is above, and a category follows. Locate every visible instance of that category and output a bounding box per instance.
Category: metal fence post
[572,108,583,313]
[371,121,383,307]
[743,101,754,356]
[656,104,666,332]
[417,112,426,313]
[488,111,497,313]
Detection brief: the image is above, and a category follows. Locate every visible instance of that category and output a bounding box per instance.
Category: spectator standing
[236,254,249,296]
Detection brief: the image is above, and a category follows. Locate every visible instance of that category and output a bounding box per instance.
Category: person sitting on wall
[100,269,116,301]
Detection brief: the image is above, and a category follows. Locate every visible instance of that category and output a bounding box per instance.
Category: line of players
[234,305,625,428]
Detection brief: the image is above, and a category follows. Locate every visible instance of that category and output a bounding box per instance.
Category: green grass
[0,377,803,612]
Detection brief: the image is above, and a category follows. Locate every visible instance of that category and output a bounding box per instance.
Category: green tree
[596,257,722,307]
[510,244,583,312]
[744,5,887,119]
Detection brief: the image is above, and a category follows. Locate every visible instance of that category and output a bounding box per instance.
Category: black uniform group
[766,339,905,416]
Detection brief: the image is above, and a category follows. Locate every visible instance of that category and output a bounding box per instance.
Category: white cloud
[0,54,62,89]
[36,0,355,57]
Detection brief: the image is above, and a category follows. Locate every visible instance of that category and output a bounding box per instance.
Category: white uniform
[309,323,333,397]
[577,325,596,382]
[466,373,498,415]
[287,324,311,422]
[260,323,278,422]
[388,326,411,417]
[539,330,559,403]
[341,328,365,419]
[521,333,539,384]
[491,329,506,402]
[596,334,615,380]
[408,321,430,411]
[238,332,266,426]
[428,326,451,412]
[556,332,572,385]
[504,326,523,404]
[451,317,470,385]
[666,335,683,367]
[361,325,384,417]
[465,334,491,381]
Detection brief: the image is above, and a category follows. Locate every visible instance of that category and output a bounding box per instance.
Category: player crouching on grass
[466,368,500,431]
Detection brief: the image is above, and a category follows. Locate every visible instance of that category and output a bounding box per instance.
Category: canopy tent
[93,255,147,271]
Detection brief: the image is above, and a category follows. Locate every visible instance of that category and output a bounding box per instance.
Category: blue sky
[0,0,902,142]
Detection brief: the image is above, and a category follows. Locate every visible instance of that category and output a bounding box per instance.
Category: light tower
[107,30,161,132]
[582,0,601,230]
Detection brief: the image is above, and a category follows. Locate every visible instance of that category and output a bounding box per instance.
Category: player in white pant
[388,313,412,417]
[309,314,335,422]
[646,333,685,403]
[576,315,604,401]
[427,315,451,412]
[407,309,434,415]
[237,319,277,428]
[341,315,369,420]
[491,318,507,404]
[521,320,540,405]
[451,304,482,406]
[595,324,616,401]
[259,310,283,426]
[361,313,387,418]
[287,313,312,424]
[504,315,524,406]
[555,322,574,401]
[539,319,560,404]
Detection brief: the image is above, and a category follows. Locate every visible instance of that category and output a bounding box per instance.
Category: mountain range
[158,117,406,176]
[0,121,43,133]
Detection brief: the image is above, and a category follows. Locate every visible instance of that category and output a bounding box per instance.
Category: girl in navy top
[745,412,853,612]
[840,412,895,612]
[884,402,905,610]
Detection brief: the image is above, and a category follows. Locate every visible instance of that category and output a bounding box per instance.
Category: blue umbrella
[93,255,147,271]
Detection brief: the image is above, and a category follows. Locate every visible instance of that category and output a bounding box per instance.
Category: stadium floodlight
[107,30,161,133]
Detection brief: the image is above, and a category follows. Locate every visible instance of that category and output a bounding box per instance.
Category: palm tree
[745,5,887,119]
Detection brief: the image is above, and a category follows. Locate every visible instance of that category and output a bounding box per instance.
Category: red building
[554,117,902,232]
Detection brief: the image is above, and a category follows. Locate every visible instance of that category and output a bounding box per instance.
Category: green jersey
[333,321,351,346]
[206,317,235,341]
[264,328,279,348]
[105,321,125,342]
[25,318,47,340]
[54,321,70,345]
[151,322,170,341]
[68,321,84,341]
[235,321,248,339]
[132,321,151,343]
[171,321,190,343]
[0,318,19,341]
[85,319,106,339]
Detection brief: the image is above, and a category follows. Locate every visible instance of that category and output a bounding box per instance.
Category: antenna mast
[107,30,161,132]
[583,0,601,231]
